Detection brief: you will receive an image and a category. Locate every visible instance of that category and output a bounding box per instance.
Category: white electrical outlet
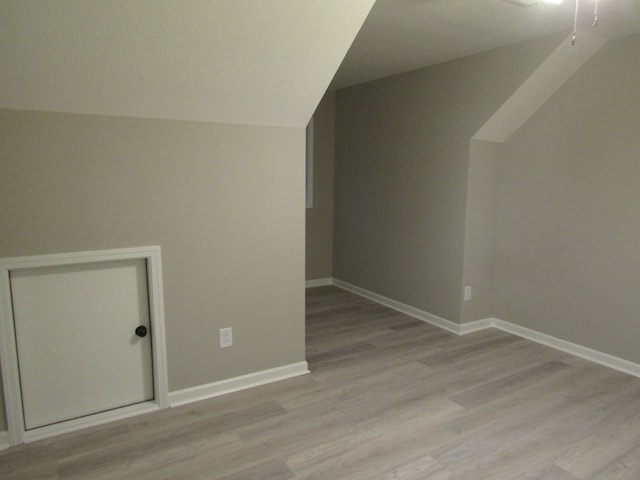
[219,327,233,348]
[464,286,472,302]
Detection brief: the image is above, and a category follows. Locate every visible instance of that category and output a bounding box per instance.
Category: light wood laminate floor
[2,286,640,479]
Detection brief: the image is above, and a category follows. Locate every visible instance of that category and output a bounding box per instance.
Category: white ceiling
[0,0,375,127]
[332,0,640,89]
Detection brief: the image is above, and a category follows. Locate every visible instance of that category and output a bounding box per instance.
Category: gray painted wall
[494,33,640,363]
[0,110,306,431]
[334,35,562,322]
[306,91,336,280]
[0,375,4,431]
[460,139,501,323]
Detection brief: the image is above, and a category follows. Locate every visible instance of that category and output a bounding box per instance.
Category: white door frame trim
[0,246,169,446]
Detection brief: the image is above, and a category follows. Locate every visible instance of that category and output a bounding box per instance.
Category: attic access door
[0,247,168,445]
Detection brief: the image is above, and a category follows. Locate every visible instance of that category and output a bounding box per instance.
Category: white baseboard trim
[333,278,468,335]
[458,318,494,334]
[168,361,310,408]
[23,402,161,444]
[305,278,333,288]
[492,318,640,378]
[0,431,9,451]
[331,279,640,379]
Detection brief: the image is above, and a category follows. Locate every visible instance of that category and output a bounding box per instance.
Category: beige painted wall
[306,91,336,281]
[0,110,306,431]
[494,33,640,363]
[333,35,562,322]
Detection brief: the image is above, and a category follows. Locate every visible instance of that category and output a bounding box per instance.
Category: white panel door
[10,259,154,430]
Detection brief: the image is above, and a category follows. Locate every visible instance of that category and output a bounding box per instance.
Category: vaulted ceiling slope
[0,0,375,127]
[333,0,640,89]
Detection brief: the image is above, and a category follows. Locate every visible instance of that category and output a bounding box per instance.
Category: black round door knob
[135,326,148,338]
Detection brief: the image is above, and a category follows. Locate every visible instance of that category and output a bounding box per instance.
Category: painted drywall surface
[460,140,501,323]
[473,30,607,143]
[333,35,563,322]
[461,32,606,324]
[306,91,336,280]
[0,110,306,404]
[494,33,640,363]
[0,376,5,431]
[0,0,375,127]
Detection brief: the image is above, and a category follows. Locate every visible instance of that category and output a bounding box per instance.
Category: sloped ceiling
[0,0,375,127]
[333,0,640,89]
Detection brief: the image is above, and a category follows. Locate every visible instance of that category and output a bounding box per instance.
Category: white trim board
[305,278,333,288]
[331,278,640,379]
[491,319,640,379]
[23,402,160,444]
[169,362,310,408]
[0,246,169,447]
[0,431,9,451]
[332,278,491,335]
